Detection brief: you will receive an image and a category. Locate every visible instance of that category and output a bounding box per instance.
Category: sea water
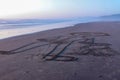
[0,21,81,39]
[0,18,118,39]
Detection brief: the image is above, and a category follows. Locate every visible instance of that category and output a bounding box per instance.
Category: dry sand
[0,21,120,80]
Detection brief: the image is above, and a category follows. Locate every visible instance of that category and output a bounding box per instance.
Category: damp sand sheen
[0,21,120,80]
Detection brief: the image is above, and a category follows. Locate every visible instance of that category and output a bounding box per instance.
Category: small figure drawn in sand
[0,32,119,62]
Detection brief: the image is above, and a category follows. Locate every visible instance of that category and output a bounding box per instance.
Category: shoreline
[0,21,120,80]
[0,20,119,40]
[0,21,80,40]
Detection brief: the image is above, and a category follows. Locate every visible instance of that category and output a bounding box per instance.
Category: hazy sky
[0,0,120,19]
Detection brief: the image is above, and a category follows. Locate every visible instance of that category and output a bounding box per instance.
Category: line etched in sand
[0,32,119,62]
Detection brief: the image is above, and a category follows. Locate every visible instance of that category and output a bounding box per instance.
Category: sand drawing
[40,32,119,61]
[0,32,119,62]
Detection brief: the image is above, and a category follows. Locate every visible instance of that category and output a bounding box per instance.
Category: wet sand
[0,21,120,80]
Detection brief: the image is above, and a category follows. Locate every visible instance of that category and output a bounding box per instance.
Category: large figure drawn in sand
[0,32,119,62]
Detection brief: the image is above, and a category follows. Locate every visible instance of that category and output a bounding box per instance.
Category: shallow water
[0,18,119,39]
[0,21,80,39]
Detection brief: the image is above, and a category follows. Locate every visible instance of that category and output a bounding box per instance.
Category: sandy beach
[0,21,120,80]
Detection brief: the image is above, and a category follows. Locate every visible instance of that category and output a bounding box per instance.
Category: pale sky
[0,0,120,19]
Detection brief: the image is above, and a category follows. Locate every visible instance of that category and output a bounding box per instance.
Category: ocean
[0,18,119,40]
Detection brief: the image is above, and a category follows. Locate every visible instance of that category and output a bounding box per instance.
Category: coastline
[0,21,120,80]
[0,21,80,40]
[0,17,115,40]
